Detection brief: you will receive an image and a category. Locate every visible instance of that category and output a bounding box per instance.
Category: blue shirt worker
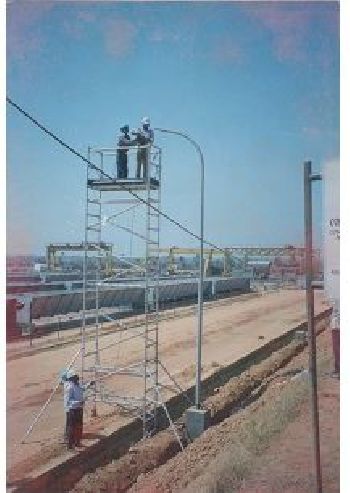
[63,369,94,450]
[136,116,154,179]
[117,125,132,179]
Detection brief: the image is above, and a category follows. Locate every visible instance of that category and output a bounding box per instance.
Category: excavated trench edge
[9,308,332,493]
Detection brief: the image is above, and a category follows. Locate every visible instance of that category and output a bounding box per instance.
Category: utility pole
[304,160,322,493]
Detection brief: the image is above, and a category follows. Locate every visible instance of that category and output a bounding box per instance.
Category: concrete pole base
[294,329,307,342]
[186,407,210,440]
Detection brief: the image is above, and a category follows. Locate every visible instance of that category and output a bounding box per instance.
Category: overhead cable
[6,96,225,253]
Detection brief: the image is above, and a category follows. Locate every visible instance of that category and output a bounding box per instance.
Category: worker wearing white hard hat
[61,369,94,450]
[136,116,154,179]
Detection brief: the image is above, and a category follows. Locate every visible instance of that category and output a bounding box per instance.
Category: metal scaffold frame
[81,143,182,442]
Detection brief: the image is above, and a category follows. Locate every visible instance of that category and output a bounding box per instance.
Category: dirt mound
[130,329,337,493]
[71,431,181,493]
[72,314,330,493]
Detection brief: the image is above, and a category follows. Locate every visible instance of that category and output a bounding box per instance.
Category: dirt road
[6,289,327,483]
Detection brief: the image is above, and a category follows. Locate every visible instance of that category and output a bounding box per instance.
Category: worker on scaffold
[117,125,132,179]
[134,116,154,179]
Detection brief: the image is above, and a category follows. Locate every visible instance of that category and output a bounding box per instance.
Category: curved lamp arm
[154,127,204,410]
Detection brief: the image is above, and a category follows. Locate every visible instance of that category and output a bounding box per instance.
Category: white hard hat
[141,116,150,125]
[66,369,78,379]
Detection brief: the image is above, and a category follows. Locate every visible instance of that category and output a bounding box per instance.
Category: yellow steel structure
[156,246,233,276]
[156,245,318,277]
[46,242,113,275]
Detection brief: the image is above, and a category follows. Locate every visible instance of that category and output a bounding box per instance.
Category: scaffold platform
[87,177,160,191]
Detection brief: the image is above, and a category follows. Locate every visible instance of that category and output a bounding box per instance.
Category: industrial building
[7,276,249,324]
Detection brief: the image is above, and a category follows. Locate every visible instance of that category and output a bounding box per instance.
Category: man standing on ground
[64,369,94,450]
[136,116,154,179]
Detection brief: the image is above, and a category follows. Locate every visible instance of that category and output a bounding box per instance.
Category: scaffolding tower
[81,143,174,439]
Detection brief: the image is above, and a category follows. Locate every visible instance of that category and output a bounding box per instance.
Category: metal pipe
[82,154,89,385]
[304,160,322,493]
[154,127,204,409]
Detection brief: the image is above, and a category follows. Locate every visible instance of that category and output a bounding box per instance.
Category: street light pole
[154,127,204,409]
[304,160,322,493]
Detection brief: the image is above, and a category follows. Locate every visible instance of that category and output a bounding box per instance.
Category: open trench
[10,308,332,493]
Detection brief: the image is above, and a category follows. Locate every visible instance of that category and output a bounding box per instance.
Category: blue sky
[6,1,339,255]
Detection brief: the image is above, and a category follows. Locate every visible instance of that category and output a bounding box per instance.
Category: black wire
[6,95,225,252]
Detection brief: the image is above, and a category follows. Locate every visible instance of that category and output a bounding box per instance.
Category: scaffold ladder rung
[147,308,158,315]
[147,321,158,327]
[146,342,156,354]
